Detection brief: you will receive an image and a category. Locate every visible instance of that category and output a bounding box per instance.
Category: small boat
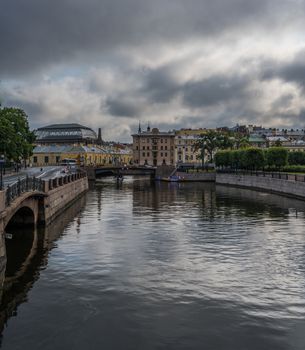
[160,175,184,182]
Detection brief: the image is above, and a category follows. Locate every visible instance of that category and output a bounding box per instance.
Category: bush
[215,150,231,167]
[288,151,305,165]
[282,165,305,173]
[241,148,265,170]
[265,147,288,169]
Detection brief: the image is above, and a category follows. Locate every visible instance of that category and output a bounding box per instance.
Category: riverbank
[216,172,305,200]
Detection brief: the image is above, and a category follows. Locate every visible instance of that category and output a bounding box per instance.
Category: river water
[1,177,305,349]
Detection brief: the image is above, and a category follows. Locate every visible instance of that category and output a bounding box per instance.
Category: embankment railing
[217,169,305,182]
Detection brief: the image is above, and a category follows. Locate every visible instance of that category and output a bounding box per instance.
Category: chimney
[97,128,102,145]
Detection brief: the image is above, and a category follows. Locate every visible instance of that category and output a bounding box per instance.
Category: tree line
[0,107,35,166]
[215,147,305,171]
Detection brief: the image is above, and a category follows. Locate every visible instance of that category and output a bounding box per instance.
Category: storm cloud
[2,0,305,141]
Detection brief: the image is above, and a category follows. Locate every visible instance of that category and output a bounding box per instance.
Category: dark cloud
[0,0,293,77]
[262,50,305,90]
[271,94,295,110]
[183,75,250,108]
[141,66,181,103]
[105,96,143,117]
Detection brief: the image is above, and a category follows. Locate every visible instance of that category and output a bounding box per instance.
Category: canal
[0,177,305,349]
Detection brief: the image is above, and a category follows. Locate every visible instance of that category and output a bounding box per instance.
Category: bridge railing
[5,176,44,206]
[3,170,87,207]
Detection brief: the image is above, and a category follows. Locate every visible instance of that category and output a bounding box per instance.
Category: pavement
[2,166,72,188]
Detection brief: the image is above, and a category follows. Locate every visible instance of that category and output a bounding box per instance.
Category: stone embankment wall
[216,173,305,200]
[176,172,216,182]
[42,176,88,225]
[155,165,175,178]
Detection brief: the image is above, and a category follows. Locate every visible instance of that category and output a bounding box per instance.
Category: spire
[138,121,142,134]
[147,122,151,132]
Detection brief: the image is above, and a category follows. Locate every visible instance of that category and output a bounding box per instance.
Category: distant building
[248,135,267,148]
[174,134,202,164]
[132,125,175,166]
[34,123,98,145]
[31,123,132,167]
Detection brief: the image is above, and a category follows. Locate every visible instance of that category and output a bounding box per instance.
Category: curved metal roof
[35,123,97,142]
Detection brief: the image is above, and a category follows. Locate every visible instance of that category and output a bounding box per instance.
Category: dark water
[1,177,305,350]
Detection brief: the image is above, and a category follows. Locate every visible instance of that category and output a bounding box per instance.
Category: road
[3,166,68,187]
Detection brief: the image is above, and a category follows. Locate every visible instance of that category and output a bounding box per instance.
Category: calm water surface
[1,177,305,349]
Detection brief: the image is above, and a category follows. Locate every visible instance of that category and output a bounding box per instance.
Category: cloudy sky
[1,0,305,142]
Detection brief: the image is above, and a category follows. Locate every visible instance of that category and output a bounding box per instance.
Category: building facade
[31,123,132,166]
[132,126,175,166]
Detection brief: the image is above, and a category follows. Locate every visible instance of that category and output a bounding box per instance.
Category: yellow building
[31,123,133,166]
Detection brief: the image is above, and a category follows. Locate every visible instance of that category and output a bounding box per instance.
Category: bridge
[85,165,157,180]
[0,171,88,276]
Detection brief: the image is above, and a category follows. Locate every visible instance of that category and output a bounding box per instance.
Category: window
[147,152,150,157]
[161,146,163,150]
[142,146,145,150]
[165,152,167,157]
[56,156,60,163]
[165,146,167,150]
[161,139,163,143]
[165,139,167,143]
[44,156,49,164]
[161,152,163,157]
[142,152,145,157]
[33,156,37,163]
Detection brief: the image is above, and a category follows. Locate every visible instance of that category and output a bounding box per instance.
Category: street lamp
[0,154,5,191]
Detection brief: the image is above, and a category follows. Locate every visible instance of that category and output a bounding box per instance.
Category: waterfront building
[34,123,99,145]
[132,125,175,166]
[31,123,132,166]
[174,134,202,164]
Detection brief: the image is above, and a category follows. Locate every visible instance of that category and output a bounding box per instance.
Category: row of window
[142,152,171,157]
[141,138,170,143]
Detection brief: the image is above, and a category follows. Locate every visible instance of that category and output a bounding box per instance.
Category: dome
[35,123,97,144]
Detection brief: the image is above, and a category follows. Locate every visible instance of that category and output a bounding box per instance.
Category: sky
[1,0,305,142]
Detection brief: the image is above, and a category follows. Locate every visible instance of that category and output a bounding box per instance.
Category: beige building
[175,134,202,164]
[31,123,133,167]
[132,126,175,166]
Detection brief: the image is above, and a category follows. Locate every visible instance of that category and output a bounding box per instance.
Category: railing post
[17,178,21,196]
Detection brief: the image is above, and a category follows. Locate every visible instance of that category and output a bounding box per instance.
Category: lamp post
[0,154,5,191]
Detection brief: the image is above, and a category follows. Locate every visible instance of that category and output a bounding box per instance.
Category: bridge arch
[3,192,45,231]
[5,206,35,230]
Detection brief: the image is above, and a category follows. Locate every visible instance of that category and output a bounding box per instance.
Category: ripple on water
[2,179,305,350]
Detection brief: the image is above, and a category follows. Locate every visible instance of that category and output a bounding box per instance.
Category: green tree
[194,130,232,164]
[288,151,305,165]
[234,133,250,149]
[242,148,265,170]
[215,150,231,168]
[0,107,35,164]
[265,147,288,169]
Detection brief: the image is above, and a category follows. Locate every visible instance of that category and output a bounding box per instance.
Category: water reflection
[0,195,86,337]
[1,178,305,350]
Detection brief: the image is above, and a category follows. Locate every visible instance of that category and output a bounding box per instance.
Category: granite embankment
[216,172,305,200]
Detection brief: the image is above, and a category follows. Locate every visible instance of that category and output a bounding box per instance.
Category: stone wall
[42,176,88,225]
[176,172,216,182]
[216,173,305,199]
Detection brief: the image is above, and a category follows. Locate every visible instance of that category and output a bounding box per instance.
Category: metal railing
[5,176,44,206]
[217,169,305,182]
